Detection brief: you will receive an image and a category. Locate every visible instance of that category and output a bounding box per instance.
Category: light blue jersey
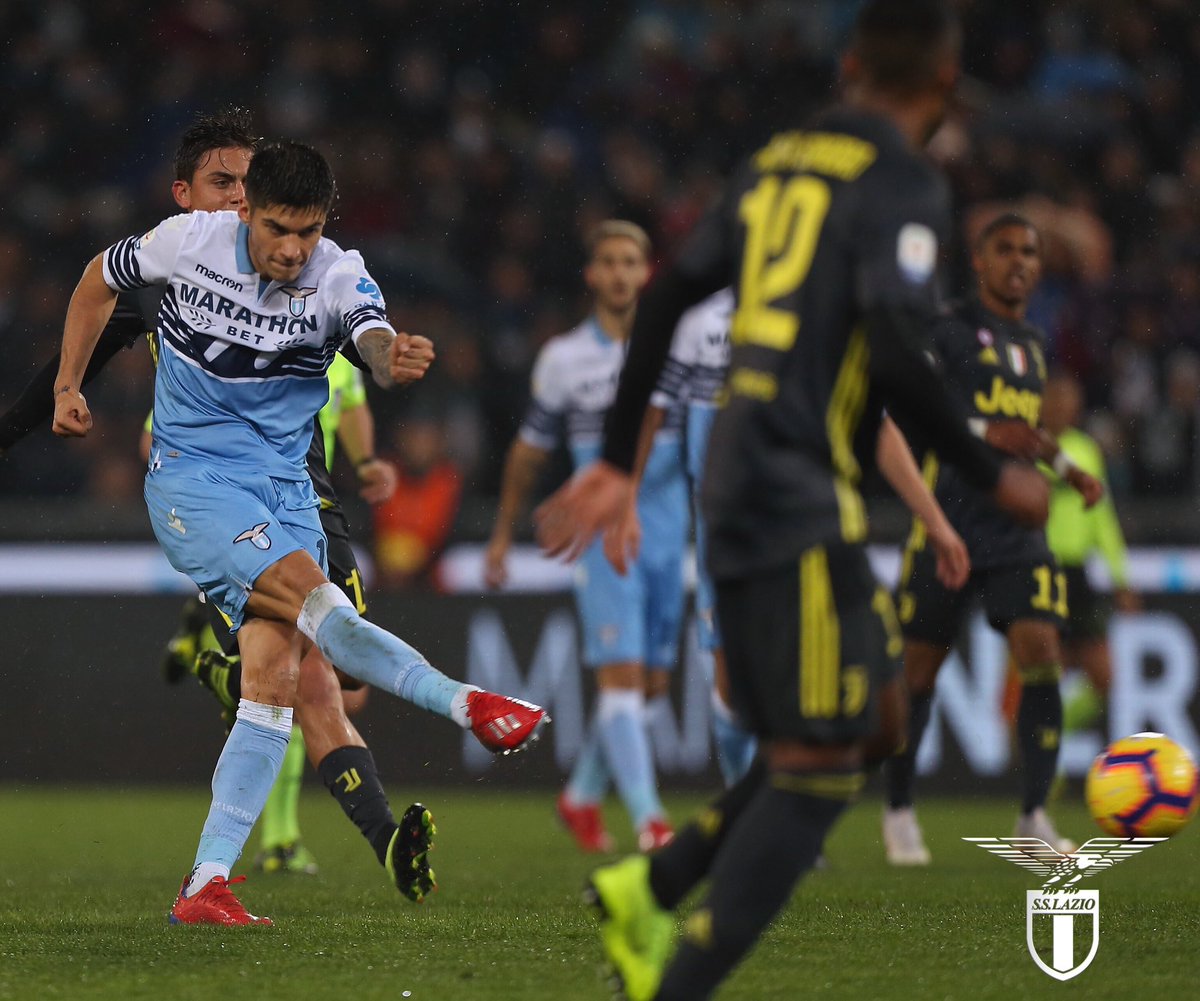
[103,211,396,627]
[520,317,688,668]
[104,211,394,482]
[651,288,733,651]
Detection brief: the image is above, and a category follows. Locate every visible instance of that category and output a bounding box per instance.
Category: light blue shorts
[144,458,327,630]
[573,538,685,670]
[692,497,722,652]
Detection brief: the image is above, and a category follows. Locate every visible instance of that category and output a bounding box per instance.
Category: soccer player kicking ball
[54,141,547,926]
[23,109,439,906]
[883,213,1104,865]
[535,3,1048,998]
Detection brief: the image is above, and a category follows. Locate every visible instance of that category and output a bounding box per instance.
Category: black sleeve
[338,337,370,373]
[867,303,1001,492]
[0,303,146,452]
[601,194,735,471]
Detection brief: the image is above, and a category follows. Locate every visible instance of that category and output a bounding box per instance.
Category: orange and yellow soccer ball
[1086,732,1200,838]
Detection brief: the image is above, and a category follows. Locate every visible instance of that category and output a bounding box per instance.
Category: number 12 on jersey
[732,174,831,352]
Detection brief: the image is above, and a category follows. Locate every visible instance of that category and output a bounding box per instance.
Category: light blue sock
[596,689,663,829]
[301,586,467,723]
[192,701,291,878]
[711,689,757,787]
[566,726,610,804]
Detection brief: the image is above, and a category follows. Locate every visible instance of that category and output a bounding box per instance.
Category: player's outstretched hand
[483,535,510,590]
[992,462,1049,527]
[927,519,970,591]
[984,420,1043,460]
[357,457,398,505]
[602,503,641,576]
[389,333,435,386]
[52,388,92,438]
[535,460,633,562]
[1065,466,1104,509]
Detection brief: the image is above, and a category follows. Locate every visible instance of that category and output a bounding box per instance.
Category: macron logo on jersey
[193,263,244,292]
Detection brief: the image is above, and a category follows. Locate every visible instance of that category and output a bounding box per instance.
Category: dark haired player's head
[174,107,258,182]
[171,107,257,213]
[841,0,961,145]
[971,212,1042,320]
[244,141,336,214]
[240,142,336,283]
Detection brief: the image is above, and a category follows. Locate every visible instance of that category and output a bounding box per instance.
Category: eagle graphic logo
[963,836,1165,891]
[233,522,272,551]
[965,836,1166,981]
[280,285,318,317]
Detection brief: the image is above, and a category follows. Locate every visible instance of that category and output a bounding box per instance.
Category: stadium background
[2,0,1200,790]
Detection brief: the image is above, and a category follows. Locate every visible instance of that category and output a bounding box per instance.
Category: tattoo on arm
[354,328,396,389]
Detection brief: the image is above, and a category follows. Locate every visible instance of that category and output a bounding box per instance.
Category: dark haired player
[5,110,441,904]
[535,3,1049,997]
[883,213,1103,864]
[54,141,547,925]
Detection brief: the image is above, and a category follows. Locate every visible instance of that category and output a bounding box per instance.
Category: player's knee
[644,668,671,700]
[596,661,644,690]
[903,644,945,695]
[254,551,333,624]
[1009,620,1061,674]
[295,581,357,641]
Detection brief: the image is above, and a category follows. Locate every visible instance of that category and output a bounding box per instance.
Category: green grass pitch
[0,786,1196,1001]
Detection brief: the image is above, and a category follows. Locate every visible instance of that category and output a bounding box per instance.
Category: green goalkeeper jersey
[1045,426,1129,586]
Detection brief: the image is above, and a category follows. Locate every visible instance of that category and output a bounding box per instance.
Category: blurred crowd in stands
[2,0,1200,579]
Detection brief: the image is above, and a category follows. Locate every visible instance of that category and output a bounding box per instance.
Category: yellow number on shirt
[732,175,832,352]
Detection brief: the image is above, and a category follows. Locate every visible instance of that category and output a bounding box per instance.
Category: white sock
[449,685,482,728]
[185,861,230,897]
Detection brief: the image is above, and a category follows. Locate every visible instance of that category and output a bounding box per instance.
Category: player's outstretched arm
[354,328,434,389]
[0,304,144,454]
[337,402,398,505]
[486,438,551,589]
[876,416,969,590]
[53,254,119,438]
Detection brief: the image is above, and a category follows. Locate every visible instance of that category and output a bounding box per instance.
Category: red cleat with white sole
[466,690,549,754]
[169,875,273,926]
[637,818,674,853]
[557,791,616,853]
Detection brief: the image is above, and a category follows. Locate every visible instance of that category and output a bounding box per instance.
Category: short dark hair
[849,0,960,96]
[244,141,337,213]
[173,107,258,182]
[976,211,1040,251]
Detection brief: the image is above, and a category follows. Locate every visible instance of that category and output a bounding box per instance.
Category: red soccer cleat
[466,690,549,754]
[169,875,273,926]
[556,790,616,853]
[637,818,674,853]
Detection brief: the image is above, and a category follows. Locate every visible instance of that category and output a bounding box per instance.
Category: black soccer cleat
[386,803,437,903]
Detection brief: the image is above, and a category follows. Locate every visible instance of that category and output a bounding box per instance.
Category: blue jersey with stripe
[102,211,395,482]
[519,317,688,558]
